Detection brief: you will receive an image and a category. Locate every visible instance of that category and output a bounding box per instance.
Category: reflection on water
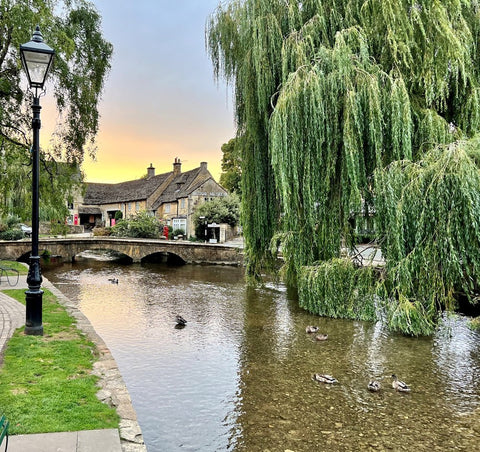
[44,262,480,451]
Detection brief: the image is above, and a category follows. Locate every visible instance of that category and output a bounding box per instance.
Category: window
[164,203,170,213]
[135,201,140,211]
[173,218,187,232]
[180,198,186,209]
[128,203,132,212]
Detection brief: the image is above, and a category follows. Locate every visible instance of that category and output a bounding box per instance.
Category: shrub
[469,317,480,331]
[0,229,25,241]
[93,227,112,237]
[51,222,69,237]
[173,229,185,237]
[111,211,159,239]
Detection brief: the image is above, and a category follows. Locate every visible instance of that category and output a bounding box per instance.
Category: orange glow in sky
[44,1,235,184]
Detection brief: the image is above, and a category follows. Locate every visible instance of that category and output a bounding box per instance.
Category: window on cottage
[165,203,170,213]
[135,201,140,211]
[128,203,132,212]
[180,198,186,209]
[173,218,187,232]
[67,202,74,210]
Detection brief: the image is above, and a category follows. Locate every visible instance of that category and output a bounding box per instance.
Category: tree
[207,0,480,334]
[0,0,112,221]
[219,138,242,194]
[192,195,240,238]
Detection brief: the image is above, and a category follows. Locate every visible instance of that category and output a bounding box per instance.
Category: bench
[0,415,8,451]
[0,262,19,287]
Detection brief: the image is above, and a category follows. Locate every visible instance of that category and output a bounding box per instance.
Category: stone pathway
[0,291,25,360]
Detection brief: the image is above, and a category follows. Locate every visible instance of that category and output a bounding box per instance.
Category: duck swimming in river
[305,325,319,333]
[392,374,411,392]
[368,380,381,392]
[315,334,328,341]
[175,315,187,326]
[313,374,338,384]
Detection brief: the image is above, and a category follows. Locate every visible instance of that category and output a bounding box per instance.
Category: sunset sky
[55,0,235,183]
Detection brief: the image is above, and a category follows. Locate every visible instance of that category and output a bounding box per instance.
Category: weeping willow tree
[207,0,480,334]
[374,140,480,335]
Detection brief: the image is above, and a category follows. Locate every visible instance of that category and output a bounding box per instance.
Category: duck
[315,334,328,341]
[391,374,411,392]
[108,278,118,284]
[367,380,381,392]
[175,315,187,326]
[312,373,338,384]
[305,325,319,333]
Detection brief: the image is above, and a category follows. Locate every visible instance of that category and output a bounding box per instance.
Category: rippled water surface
[44,261,480,451]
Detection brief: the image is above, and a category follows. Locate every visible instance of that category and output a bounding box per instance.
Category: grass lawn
[0,289,119,434]
[0,260,28,275]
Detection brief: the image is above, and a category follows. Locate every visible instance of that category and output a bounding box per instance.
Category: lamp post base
[24,289,44,336]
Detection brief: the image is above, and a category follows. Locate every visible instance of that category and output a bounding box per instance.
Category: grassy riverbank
[0,288,119,434]
[0,260,28,274]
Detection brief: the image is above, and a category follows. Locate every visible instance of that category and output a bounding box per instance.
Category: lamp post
[20,26,55,336]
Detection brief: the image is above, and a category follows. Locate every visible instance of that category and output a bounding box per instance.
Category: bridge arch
[141,252,186,265]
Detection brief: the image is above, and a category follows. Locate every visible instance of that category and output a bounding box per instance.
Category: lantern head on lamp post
[20,26,55,336]
[20,26,55,95]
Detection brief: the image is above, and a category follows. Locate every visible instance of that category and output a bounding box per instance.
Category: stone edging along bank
[43,279,148,452]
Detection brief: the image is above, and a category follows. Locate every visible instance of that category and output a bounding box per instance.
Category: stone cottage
[72,159,228,239]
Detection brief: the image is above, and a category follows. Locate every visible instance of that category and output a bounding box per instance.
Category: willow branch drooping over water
[375,140,480,335]
[207,0,480,334]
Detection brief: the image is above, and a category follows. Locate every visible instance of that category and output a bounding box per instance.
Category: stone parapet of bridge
[0,237,244,266]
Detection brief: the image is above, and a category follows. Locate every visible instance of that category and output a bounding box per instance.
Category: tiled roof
[151,167,207,209]
[84,173,170,204]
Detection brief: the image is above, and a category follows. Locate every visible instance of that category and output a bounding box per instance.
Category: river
[43,259,480,451]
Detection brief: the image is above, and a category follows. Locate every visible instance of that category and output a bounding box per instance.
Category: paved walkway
[7,429,122,452]
[0,271,137,452]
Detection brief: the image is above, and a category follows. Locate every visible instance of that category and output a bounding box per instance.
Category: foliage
[208,0,480,334]
[50,220,69,236]
[0,228,24,240]
[0,153,82,223]
[111,210,160,239]
[469,317,480,331]
[0,288,119,434]
[114,210,123,221]
[375,140,480,335]
[219,138,242,194]
[0,1,112,223]
[0,260,28,275]
[173,228,185,237]
[0,0,113,161]
[298,258,377,322]
[192,194,240,237]
[92,226,111,237]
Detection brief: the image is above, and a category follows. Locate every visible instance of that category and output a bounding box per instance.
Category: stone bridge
[0,237,244,265]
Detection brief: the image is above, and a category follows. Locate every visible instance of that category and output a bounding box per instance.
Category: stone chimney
[173,157,182,176]
[200,162,208,171]
[147,163,155,179]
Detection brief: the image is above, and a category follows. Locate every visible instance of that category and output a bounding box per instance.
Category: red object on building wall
[163,225,169,239]
[74,214,78,226]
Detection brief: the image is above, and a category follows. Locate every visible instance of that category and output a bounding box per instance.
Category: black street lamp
[20,26,55,336]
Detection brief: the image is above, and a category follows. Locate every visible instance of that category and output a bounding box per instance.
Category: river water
[43,260,480,451]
